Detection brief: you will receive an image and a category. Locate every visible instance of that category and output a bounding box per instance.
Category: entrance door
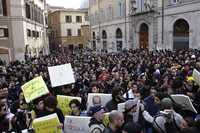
[139,23,149,49]
[173,19,189,50]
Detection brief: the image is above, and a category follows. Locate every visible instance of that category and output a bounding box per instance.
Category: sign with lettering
[64,116,91,133]
[32,113,62,133]
[48,64,75,87]
[57,95,81,116]
[21,76,49,103]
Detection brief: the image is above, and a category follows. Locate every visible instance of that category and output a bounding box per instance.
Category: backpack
[153,114,181,133]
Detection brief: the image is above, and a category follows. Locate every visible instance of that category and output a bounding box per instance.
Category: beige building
[0,0,49,63]
[48,9,90,52]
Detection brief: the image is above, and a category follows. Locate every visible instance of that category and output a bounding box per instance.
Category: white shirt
[123,89,135,100]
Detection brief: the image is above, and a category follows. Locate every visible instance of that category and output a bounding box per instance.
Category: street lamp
[161,0,164,49]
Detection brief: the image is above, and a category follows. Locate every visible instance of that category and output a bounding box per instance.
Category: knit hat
[88,105,104,116]
[125,99,138,111]
[161,98,173,109]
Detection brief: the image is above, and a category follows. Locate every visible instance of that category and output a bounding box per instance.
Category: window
[0,0,3,16]
[65,16,72,23]
[0,0,7,16]
[27,29,31,37]
[76,16,82,23]
[32,31,36,38]
[25,3,31,19]
[119,3,122,17]
[67,29,72,36]
[36,31,39,38]
[0,28,8,38]
[77,29,81,36]
[171,0,181,4]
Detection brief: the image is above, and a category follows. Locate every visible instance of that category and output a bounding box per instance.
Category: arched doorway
[102,30,107,51]
[0,47,10,63]
[116,28,123,51]
[139,23,149,49]
[92,32,96,50]
[173,19,189,50]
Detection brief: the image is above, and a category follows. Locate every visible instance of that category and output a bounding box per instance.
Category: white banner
[64,116,91,133]
[48,64,75,87]
[171,94,197,113]
[87,93,112,110]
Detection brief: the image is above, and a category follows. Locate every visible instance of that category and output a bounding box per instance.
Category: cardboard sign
[193,69,200,86]
[171,94,197,113]
[64,116,91,133]
[21,76,49,103]
[57,95,81,116]
[87,93,112,110]
[32,113,62,133]
[48,64,75,87]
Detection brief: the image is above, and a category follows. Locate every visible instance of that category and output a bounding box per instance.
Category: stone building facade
[48,9,90,52]
[89,0,200,51]
[0,0,49,62]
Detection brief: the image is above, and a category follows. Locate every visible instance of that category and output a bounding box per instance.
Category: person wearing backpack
[152,98,188,133]
[88,105,105,133]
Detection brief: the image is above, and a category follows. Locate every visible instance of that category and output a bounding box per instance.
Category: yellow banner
[57,95,81,116]
[32,113,62,133]
[22,76,49,103]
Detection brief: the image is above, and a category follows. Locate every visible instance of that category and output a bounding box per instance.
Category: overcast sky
[46,0,84,9]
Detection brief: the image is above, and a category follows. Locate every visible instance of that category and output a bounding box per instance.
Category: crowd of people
[0,49,200,133]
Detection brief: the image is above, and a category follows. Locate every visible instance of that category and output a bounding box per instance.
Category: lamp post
[161,0,164,49]
[125,0,127,46]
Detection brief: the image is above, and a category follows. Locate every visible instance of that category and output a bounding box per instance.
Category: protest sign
[48,64,75,87]
[192,69,200,86]
[171,94,197,113]
[32,113,62,133]
[103,113,110,127]
[21,76,49,103]
[64,116,91,133]
[87,93,112,110]
[57,95,81,116]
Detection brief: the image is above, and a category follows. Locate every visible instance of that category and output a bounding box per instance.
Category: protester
[41,96,64,125]
[88,105,105,133]
[123,99,138,123]
[150,98,188,133]
[69,99,86,116]
[105,87,125,112]
[0,49,200,132]
[103,110,124,133]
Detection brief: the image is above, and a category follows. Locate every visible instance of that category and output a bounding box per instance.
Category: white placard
[118,102,125,112]
[193,69,200,86]
[171,94,197,114]
[48,64,75,87]
[87,93,112,110]
[64,116,91,133]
